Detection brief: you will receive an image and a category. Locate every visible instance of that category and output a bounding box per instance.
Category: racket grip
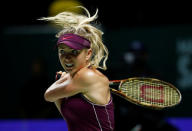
[55,72,62,80]
[109,81,120,86]
[109,81,114,85]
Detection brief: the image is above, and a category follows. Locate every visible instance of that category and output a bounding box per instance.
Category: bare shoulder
[74,68,109,84]
[73,67,110,105]
[73,67,109,86]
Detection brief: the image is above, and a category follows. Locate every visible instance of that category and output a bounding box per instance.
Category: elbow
[44,91,56,102]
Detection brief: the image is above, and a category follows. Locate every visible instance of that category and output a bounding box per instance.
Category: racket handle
[109,81,120,86]
[55,72,62,80]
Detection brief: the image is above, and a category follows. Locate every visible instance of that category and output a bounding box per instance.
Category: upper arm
[44,69,98,102]
[63,69,99,96]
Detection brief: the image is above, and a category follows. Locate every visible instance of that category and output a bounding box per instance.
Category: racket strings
[119,79,180,108]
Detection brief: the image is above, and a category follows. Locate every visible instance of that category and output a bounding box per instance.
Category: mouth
[65,63,74,70]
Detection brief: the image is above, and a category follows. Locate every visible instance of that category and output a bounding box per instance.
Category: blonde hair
[39,6,108,70]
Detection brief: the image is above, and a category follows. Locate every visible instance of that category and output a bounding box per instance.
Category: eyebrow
[58,47,74,51]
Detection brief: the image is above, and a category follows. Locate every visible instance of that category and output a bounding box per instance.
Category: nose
[64,54,72,61]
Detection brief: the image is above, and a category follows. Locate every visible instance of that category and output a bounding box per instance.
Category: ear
[86,49,92,61]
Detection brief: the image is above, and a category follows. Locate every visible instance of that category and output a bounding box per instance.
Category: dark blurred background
[1,0,192,131]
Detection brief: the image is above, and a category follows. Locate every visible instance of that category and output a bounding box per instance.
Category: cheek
[58,55,65,65]
[58,55,63,62]
[75,56,85,65]
[58,53,66,61]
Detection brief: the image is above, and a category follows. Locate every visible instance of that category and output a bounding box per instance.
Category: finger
[61,72,67,77]
[55,71,66,80]
[56,73,70,83]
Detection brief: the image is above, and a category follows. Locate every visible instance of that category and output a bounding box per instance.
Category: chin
[64,66,83,75]
[65,68,76,75]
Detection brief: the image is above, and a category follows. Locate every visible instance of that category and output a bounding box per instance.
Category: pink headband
[57,33,91,50]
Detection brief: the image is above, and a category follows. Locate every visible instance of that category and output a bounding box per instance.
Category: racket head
[112,77,182,110]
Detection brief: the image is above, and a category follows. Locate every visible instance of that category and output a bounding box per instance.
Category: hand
[55,71,71,84]
[46,71,71,93]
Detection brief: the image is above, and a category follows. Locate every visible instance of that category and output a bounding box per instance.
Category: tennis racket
[55,73,181,110]
[110,77,182,110]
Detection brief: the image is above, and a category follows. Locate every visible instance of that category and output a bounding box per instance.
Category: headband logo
[62,36,73,40]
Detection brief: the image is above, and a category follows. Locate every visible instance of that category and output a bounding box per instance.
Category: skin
[44,44,111,113]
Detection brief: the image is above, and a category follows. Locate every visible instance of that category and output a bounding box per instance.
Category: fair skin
[44,44,111,113]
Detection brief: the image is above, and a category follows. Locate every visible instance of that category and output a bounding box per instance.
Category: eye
[59,49,65,55]
[71,50,80,56]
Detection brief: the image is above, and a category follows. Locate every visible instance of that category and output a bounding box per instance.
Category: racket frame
[109,77,182,110]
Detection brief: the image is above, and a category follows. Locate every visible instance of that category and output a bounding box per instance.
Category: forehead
[58,44,74,51]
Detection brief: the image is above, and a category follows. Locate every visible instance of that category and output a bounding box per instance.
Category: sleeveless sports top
[60,93,114,131]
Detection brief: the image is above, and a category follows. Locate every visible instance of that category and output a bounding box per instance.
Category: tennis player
[40,7,114,131]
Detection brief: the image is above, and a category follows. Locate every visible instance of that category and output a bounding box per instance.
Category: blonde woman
[40,7,114,131]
